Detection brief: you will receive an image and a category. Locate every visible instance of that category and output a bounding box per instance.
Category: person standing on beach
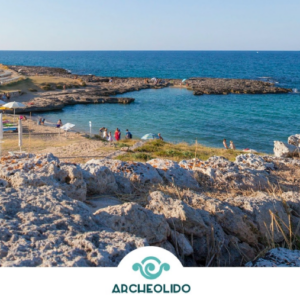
[230,141,236,150]
[57,119,62,128]
[223,139,228,149]
[99,127,105,137]
[103,128,108,139]
[114,128,120,141]
[108,132,113,144]
[158,133,163,141]
[125,129,132,139]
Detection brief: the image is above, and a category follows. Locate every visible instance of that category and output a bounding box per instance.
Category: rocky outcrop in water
[16,92,135,113]
[8,65,292,115]
[189,78,291,95]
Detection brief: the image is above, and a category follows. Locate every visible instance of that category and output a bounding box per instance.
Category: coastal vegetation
[116,139,253,162]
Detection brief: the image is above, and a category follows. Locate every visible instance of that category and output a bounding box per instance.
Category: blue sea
[0,51,299,153]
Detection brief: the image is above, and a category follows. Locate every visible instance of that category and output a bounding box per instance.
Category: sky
[1,0,299,50]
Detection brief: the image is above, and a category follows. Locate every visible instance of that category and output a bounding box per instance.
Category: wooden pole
[193,139,198,170]
[29,112,31,153]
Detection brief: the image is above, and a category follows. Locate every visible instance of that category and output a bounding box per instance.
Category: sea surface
[0,51,299,153]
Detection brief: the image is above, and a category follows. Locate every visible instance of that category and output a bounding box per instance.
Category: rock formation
[6,65,292,115]
[1,151,300,267]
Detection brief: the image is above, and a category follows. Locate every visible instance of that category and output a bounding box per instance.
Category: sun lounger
[3,127,17,132]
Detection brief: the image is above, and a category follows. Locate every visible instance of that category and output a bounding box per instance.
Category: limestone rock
[147,159,199,190]
[146,191,207,237]
[93,202,170,244]
[85,159,163,193]
[288,134,300,147]
[182,190,257,246]
[246,248,300,267]
[274,141,300,158]
[0,153,86,201]
[0,179,8,189]
[0,186,147,267]
[86,196,122,213]
[225,192,289,243]
[81,163,118,195]
[235,154,274,171]
[181,156,270,190]
[170,230,193,256]
[159,240,177,257]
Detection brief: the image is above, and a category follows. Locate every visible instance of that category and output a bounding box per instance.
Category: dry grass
[0,75,82,93]
[1,132,82,155]
[116,139,259,162]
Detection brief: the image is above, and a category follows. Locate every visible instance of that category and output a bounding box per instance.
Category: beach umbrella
[141,133,159,140]
[3,101,26,120]
[18,118,22,152]
[60,123,75,131]
[182,79,187,82]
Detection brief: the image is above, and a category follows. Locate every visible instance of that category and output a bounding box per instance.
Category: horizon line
[0,50,299,52]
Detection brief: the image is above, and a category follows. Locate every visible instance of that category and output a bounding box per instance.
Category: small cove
[37,87,300,153]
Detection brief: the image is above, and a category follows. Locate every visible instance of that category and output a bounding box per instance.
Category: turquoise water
[0,51,299,153]
[34,88,300,153]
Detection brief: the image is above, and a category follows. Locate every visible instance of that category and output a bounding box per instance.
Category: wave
[292,88,299,93]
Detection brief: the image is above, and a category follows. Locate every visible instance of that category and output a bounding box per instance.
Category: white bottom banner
[0,246,299,299]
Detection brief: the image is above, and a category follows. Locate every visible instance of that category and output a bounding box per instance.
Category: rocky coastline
[5,65,292,113]
[1,139,300,267]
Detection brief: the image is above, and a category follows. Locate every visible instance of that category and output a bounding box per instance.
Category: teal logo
[132,256,170,280]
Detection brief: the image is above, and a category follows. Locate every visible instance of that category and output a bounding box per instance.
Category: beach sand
[1,116,125,163]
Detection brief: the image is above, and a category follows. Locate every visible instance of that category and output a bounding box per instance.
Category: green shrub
[42,86,52,91]
[155,149,194,159]
[136,139,165,152]
[132,153,152,161]
[116,142,130,148]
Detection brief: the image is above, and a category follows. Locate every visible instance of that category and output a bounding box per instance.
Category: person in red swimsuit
[114,128,120,141]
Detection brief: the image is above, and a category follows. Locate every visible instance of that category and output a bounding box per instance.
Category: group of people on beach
[223,139,236,150]
[0,92,10,101]
[99,127,132,143]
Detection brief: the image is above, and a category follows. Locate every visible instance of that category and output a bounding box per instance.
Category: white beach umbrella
[3,101,26,119]
[18,118,23,152]
[60,123,75,131]
[141,133,159,140]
